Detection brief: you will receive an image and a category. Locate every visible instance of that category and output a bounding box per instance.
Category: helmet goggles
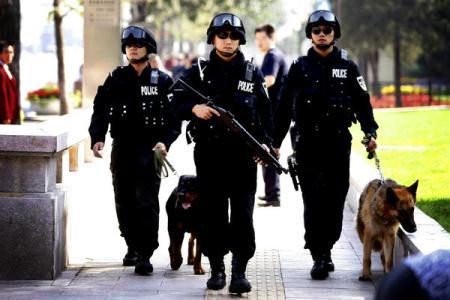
[122,26,147,40]
[309,10,337,23]
[211,13,244,28]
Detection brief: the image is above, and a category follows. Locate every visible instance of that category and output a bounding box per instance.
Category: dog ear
[178,175,185,186]
[408,180,419,202]
[386,187,399,207]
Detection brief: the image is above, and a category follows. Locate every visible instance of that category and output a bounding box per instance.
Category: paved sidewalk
[0,131,384,299]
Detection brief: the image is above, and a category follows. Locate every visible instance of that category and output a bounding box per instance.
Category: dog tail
[356,194,365,243]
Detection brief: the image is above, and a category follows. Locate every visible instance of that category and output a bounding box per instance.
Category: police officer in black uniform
[273,10,378,280]
[173,13,272,294]
[88,25,181,275]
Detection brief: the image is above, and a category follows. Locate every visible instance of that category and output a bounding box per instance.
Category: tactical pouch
[235,94,259,126]
[327,96,355,127]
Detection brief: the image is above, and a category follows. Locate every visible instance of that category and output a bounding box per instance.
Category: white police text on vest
[332,69,347,79]
[237,81,254,93]
[141,86,158,96]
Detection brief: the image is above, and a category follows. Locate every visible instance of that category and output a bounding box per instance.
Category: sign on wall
[85,0,119,26]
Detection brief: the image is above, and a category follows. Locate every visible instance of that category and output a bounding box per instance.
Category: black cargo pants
[296,132,351,254]
[110,140,161,258]
[194,141,257,264]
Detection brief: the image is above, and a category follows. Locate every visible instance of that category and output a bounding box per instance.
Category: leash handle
[162,156,178,176]
[153,149,178,179]
[361,136,385,183]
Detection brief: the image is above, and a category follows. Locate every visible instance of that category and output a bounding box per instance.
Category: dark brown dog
[356,178,418,281]
[166,175,204,275]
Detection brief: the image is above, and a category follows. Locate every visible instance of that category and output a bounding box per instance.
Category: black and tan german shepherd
[356,178,418,281]
[166,175,204,275]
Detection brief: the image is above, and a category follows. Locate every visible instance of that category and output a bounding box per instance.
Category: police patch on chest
[141,86,158,96]
[237,80,254,93]
[332,69,347,78]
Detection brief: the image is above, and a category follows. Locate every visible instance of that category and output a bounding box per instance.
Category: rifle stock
[172,79,288,175]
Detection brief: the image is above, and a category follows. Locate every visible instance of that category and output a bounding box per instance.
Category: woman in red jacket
[0,41,20,124]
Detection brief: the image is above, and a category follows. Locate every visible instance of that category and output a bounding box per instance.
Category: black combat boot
[310,251,329,280]
[229,256,252,294]
[134,255,153,275]
[324,250,334,272]
[123,247,139,266]
[206,257,226,290]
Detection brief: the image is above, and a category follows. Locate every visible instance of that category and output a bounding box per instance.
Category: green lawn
[350,109,450,232]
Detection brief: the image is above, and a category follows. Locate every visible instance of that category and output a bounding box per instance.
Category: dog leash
[372,152,385,184]
[362,136,385,184]
[153,148,178,179]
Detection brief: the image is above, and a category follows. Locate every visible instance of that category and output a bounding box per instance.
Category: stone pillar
[0,110,92,280]
[83,0,121,105]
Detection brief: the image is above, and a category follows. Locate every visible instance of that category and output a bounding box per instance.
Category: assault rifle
[171,79,288,175]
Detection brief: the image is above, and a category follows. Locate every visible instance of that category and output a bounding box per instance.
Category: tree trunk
[394,24,402,107]
[130,1,147,23]
[159,20,169,58]
[333,0,342,20]
[53,0,69,115]
[358,53,368,80]
[368,49,381,98]
[0,0,21,90]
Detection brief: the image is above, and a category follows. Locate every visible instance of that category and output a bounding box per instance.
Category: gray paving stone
[285,287,374,299]
[0,133,383,299]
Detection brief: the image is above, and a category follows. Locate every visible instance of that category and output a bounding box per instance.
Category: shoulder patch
[197,57,208,81]
[356,76,367,91]
[262,82,269,98]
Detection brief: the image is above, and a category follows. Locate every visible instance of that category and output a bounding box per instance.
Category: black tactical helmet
[121,25,157,54]
[206,13,246,45]
[305,10,341,39]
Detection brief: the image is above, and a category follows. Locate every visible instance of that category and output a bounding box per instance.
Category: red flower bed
[370,94,444,108]
[27,83,60,101]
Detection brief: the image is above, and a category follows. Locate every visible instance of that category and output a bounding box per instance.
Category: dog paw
[194,266,205,275]
[358,274,372,281]
[170,256,183,270]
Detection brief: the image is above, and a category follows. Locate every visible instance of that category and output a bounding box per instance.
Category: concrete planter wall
[0,109,92,279]
[29,99,60,115]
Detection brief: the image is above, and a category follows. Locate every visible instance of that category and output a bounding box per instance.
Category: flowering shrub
[27,83,60,101]
[381,84,428,95]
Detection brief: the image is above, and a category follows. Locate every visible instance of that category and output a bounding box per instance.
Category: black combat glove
[361,133,377,159]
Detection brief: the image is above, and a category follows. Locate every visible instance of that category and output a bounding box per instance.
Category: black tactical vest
[187,59,261,143]
[293,50,357,135]
[108,67,171,136]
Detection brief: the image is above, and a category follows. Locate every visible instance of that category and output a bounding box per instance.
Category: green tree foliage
[340,0,450,80]
[412,0,450,79]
